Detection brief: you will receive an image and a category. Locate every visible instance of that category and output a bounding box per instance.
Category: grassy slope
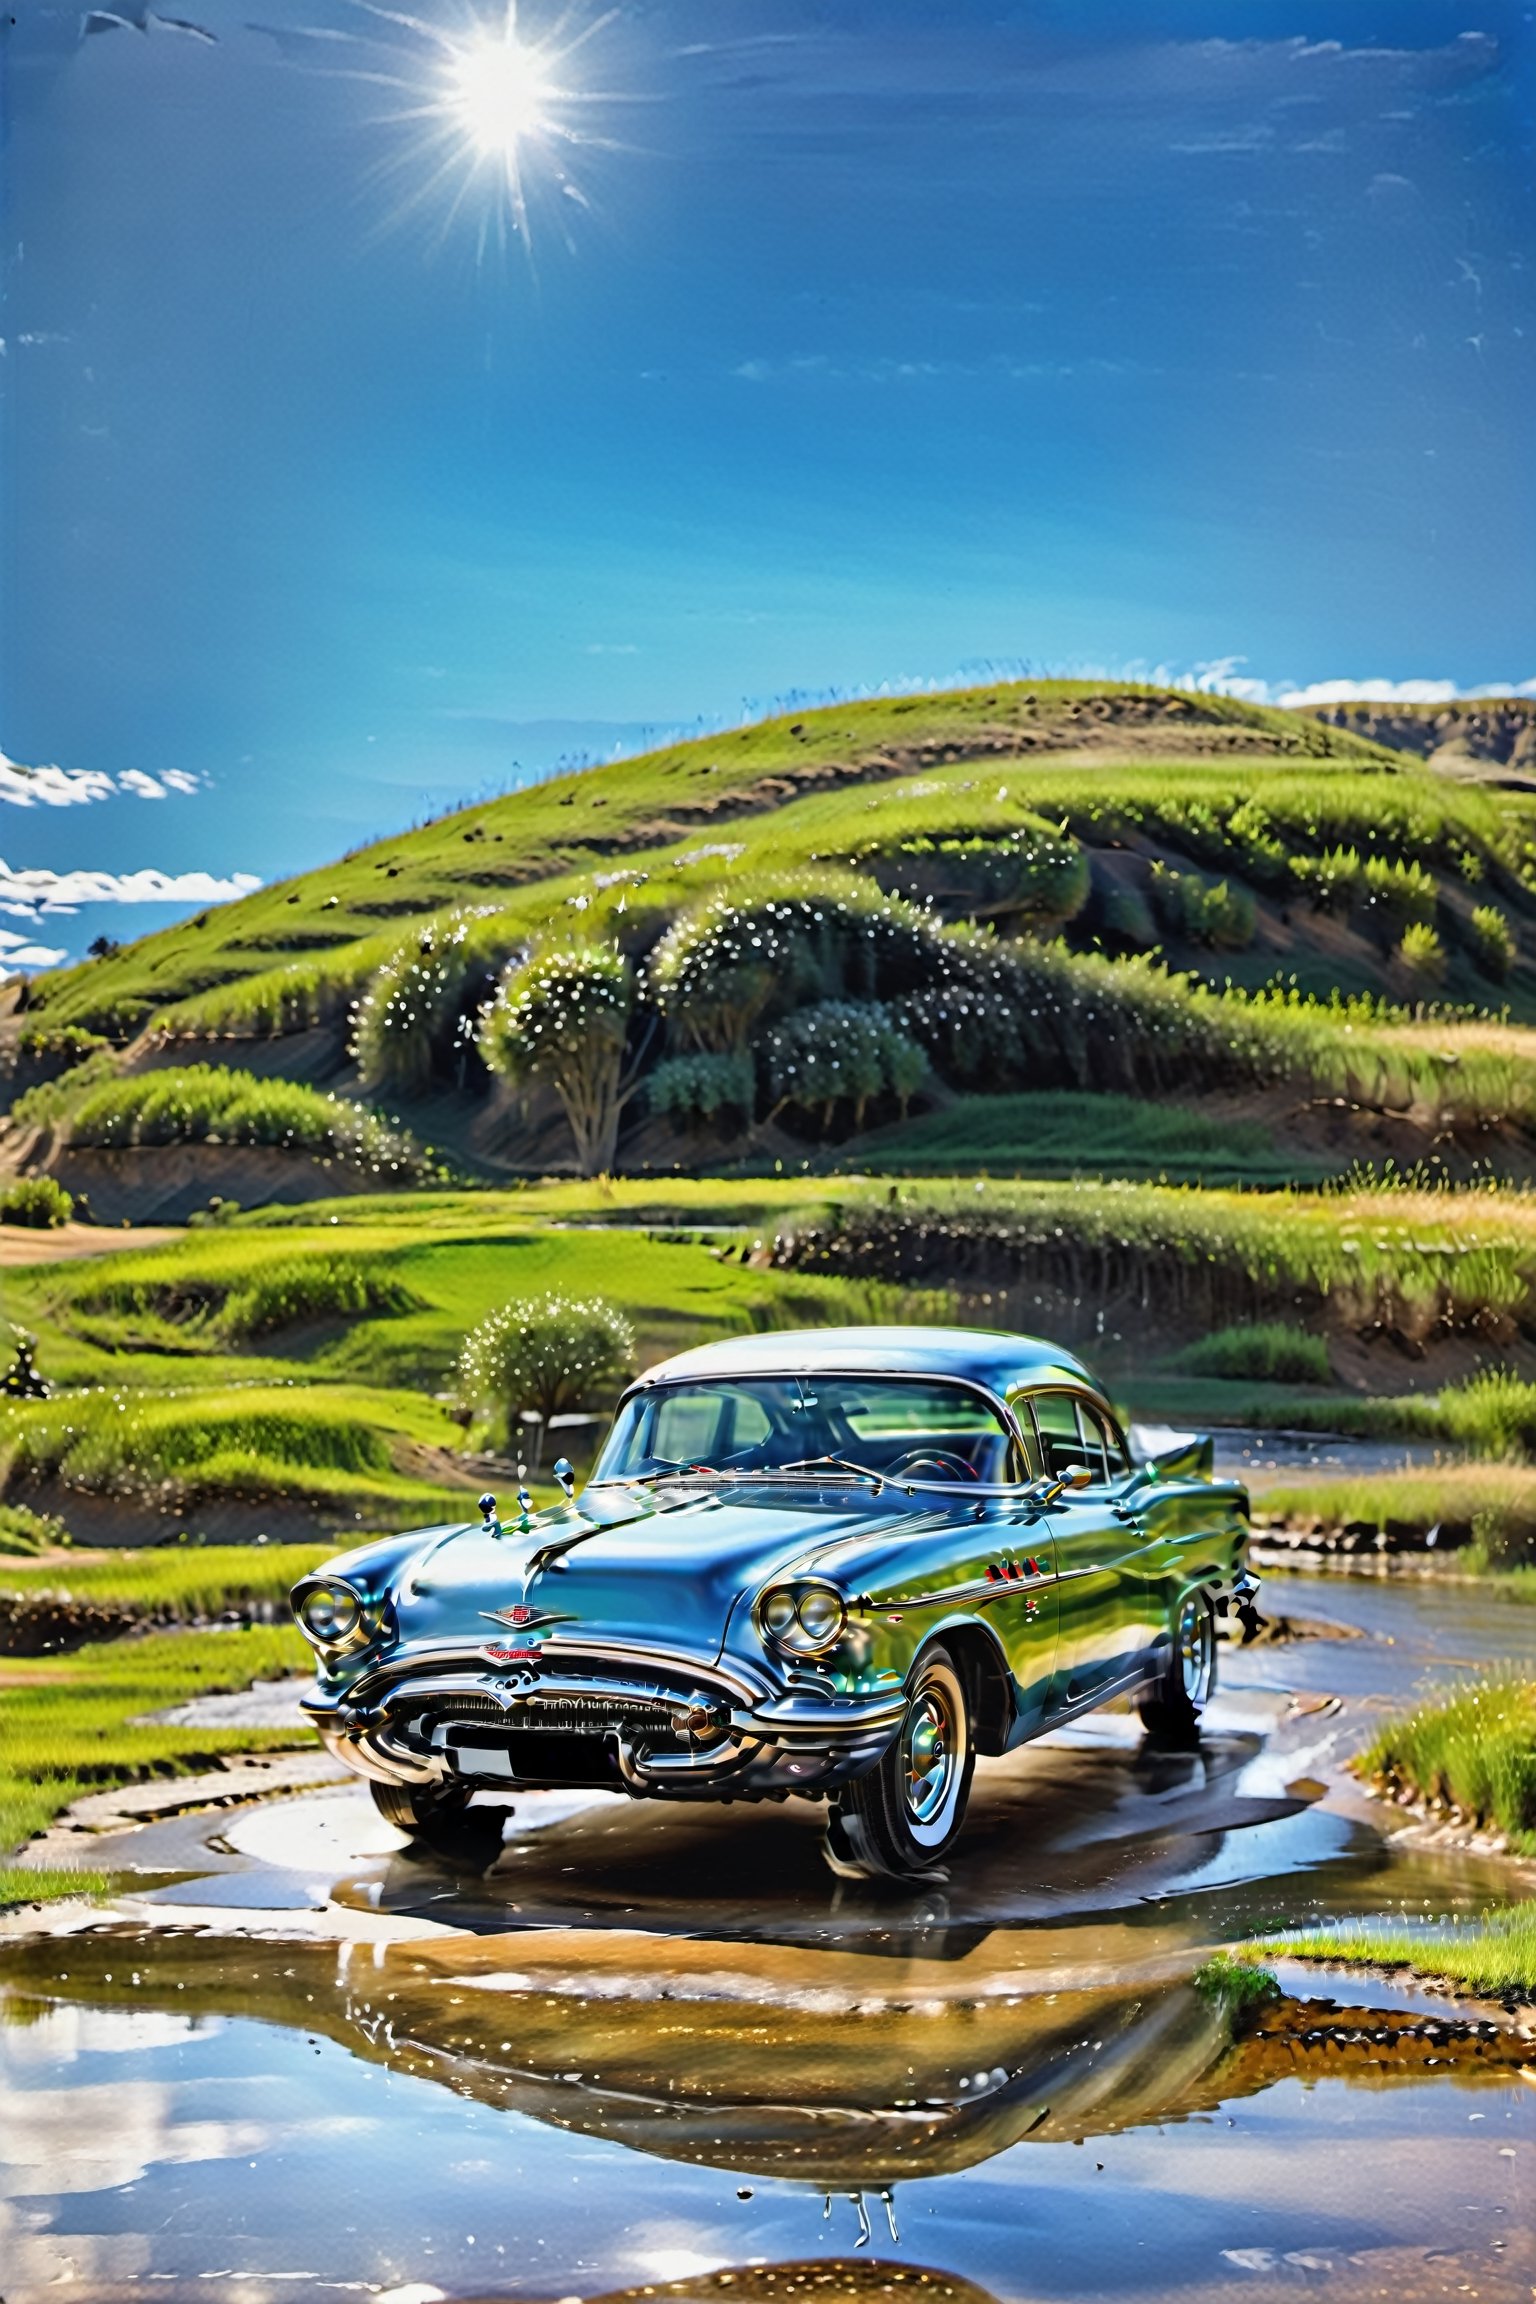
[25,682,1392,1036]
[0,1621,310,1856]
[7,1177,1536,1544]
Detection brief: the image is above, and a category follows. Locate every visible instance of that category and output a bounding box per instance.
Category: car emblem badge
[480,1605,576,1632]
[483,1643,543,1667]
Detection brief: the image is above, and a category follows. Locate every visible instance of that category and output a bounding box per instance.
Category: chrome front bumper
[303,1639,908,1802]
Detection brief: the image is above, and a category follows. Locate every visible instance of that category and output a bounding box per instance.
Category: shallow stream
[2,1573,1533,2303]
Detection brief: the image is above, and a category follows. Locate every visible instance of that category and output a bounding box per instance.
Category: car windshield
[591,1375,1019,1486]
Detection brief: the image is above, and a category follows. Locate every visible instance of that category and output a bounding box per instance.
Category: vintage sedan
[292,1326,1258,1877]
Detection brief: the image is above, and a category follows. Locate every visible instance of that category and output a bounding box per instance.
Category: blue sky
[2,0,1533,965]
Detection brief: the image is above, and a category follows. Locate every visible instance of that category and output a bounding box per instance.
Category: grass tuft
[1253,1902,1536,2000]
[1178,1322,1331,1384]
[1356,1672,1536,1849]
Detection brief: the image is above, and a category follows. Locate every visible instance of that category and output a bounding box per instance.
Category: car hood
[384,1481,970,1665]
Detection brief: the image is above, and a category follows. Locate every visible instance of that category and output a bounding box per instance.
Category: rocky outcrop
[1308,698,1536,777]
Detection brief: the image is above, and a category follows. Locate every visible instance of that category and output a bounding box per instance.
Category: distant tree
[479,940,647,1176]
[86,935,120,961]
[457,1293,634,1450]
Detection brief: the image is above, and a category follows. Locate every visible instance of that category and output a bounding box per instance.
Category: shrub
[1288,846,1363,913]
[351,909,502,1093]
[15,1024,109,1070]
[1098,881,1159,951]
[456,1293,635,1444]
[1178,1322,1330,1384]
[881,830,1089,930]
[1148,863,1256,951]
[1362,855,1437,931]
[1397,921,1447,984]
[763,1001,929,1127]
[1468,903,1517,981]
[646,877,947,1057]
[647,1051,756,1131]
[61,1066,429,1180]
[480,941,641,1176]
[0,1177,73,1229]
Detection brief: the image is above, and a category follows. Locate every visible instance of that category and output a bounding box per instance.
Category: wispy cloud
[0,752,204,808]
[0,862,262,920]
[0,927,69,970]
[731,353,1142,386]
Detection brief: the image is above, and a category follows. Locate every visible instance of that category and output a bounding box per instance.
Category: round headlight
[763,1587,799,1638]
[757,1580,847,1655]
[297,1581,364,1647]
[796,1587,844,1644]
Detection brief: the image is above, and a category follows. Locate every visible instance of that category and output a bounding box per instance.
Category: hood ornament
[481,1604,576,1632]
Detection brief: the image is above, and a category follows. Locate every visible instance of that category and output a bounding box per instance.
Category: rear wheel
[826,1645,975,1879]
[370,1778,508,1866]
[1139,1588,1217,1745]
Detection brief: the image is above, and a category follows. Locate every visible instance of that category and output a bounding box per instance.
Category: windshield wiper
[621,1462,726,1485]
[778,1455,886,1489]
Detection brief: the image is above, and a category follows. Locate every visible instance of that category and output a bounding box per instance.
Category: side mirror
[1027,1463,1093,1507]
[553,1456,576,1501]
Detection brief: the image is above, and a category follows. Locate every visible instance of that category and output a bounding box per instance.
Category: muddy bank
[32,1141,398,1223]
[0,1583,297,1656]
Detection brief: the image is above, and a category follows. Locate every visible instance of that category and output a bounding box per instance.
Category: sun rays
[339,0,624,259]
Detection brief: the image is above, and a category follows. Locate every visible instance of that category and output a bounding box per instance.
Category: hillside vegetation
[13,681,1536,1199]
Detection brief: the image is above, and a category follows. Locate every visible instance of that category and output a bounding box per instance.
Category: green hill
[9,677,1536,1200]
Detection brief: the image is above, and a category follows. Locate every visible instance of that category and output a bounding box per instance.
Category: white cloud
[0,750,204,807]
[1179,661,1536,709]
[0,859,262,920]
[0,941,70,969]
[1275,677,1536,707]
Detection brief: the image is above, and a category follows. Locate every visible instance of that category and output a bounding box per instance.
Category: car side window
[1072,1400,1111,1486]
[1030,1391,1088,1479]
[1007,1395,1044,1480]
[1086,1405,1132,1482]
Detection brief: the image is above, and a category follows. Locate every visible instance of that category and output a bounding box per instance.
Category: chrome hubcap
[1178,1597,1213,1702]
[902,1683,956,1825]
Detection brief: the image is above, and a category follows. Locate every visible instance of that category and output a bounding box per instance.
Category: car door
[982,1397,1061,1736]
[1027,1390,1150,1710]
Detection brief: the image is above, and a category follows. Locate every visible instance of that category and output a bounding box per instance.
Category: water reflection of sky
[3,1572,1535,2301]
[1,1990,1530,2302]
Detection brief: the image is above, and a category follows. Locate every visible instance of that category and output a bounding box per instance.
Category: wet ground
[2,1575,1534,2304]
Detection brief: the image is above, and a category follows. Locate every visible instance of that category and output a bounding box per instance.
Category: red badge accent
[506,1605,535,1626]
[483,1643,541,1666]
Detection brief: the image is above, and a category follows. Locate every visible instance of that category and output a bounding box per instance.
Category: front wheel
[826,1645,975,1879]
[1139,1588,1217,1745]
[370,1778,508,1867]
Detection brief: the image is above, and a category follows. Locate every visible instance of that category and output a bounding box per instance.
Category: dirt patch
[35,1143,399,1223]
[1228,1995,1535,2081]
[0,1219,183,1266]
[0,1584,297,1657]
[0,1482,396,1550]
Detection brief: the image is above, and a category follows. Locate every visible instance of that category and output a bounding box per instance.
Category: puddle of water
[1212,1429,1448,1482]
[3,1569,1534,2302]
[1,1924,1531,2303]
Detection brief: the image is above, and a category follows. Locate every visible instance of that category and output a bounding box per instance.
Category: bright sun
[446,20,556,160]
[349,0,617,256]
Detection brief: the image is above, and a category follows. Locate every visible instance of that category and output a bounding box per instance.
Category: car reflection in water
[0,1921,1237,2197]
